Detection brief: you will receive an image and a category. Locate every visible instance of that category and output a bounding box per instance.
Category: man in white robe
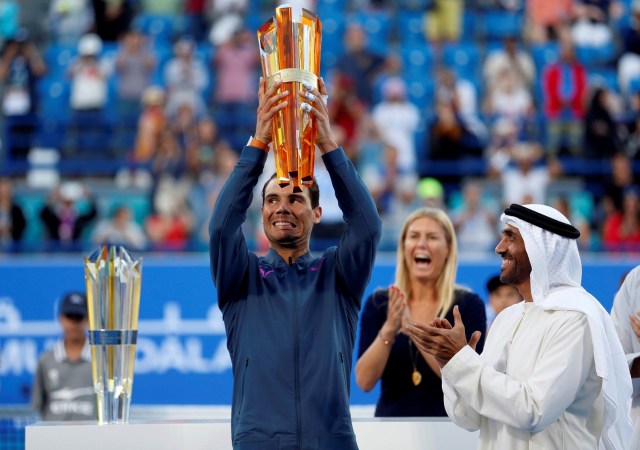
[406,203,632,450]
[611,266,640,449]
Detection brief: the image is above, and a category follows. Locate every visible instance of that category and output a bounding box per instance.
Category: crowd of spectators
[1,0,640,253]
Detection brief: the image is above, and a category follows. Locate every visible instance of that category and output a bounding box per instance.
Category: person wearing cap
[484,273,521,329]
[31,292,95,421]
[0,27,46,159]
[39,181,97,250]
[611,265,640,450]
[406,203,633,449]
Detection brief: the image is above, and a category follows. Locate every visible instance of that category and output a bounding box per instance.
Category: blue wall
[0,254,637,407]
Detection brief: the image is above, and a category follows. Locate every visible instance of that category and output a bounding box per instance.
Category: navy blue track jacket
[209,145,381,450]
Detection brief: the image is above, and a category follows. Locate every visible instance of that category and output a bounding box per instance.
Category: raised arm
[301,78,382,303]
[209,78,288,309]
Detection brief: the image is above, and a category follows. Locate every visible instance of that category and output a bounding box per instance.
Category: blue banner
[0,254,636,407]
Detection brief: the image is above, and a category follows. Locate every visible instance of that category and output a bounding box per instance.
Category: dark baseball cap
[486,275,507,294]
[59,292,87,318]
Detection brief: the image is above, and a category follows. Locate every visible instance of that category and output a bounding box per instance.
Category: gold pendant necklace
[409,340,422,386]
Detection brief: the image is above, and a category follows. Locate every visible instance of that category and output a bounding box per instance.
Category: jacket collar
[262,248,314,272]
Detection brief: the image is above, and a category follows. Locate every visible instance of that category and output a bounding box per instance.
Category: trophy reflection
[258,5,322,191]
[84,246,142,424]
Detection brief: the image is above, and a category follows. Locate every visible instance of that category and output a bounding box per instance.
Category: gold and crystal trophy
[84,246,142,424]
[258,5,322,192]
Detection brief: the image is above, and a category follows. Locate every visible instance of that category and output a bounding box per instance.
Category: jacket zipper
[290,258,302,450]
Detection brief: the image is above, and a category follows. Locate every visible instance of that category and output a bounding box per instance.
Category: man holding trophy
[209,7,381,449]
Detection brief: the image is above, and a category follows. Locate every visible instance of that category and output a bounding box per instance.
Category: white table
[27,417,478,449]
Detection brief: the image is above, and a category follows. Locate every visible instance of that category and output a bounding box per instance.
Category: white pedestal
[27,418,478,449]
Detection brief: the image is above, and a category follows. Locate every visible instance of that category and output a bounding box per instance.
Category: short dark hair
[261,173,320,209]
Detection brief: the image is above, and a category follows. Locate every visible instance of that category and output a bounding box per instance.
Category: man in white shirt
[611,266,640,449]
[406,203,632,449]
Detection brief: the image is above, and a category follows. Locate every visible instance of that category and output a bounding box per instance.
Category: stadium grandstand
[2,0,640,448]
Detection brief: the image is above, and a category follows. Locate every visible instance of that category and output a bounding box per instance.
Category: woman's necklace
[408,340,422,386]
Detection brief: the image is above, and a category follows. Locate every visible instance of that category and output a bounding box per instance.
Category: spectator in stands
[185,0,209,42]
[0,28,46,160]
[602,152,639,215]
[67,33,109,155]
[334,22,385,107]
[451,180,498,253]
[423,0,463,45]
[19,0,48,46]
[91,0,132,42]
[552,195,592,249]
[0,176,26,250]
[371,77,420,178]
[31,292,95,421]
[206,0,248,46]
[542,32,588,157]
[328,73,367,160]
[363,143,417,218]
[212,27,259,142]
[145,194,194,251]
[140,0,182,15]
[39,181,98,250]
[356,207,486,416]
[483,35,536,92]
[618,0,640,95]
[132,86,166,167]
[310,150,347,251]
[91,204,147,251]
[526,0,573,43]
[434,67,487,151]
[115,28,156,118]
[603,185,640,250]
[47,0,94,44]
[416,177,445,209]
[484,274,521,329]
[197,141,238,247]
[189,116,220,177]
[485,117,520,177]
[483,67,534,128]
[570,0,615,52]
[584,86,620,159]
[164,38,208,118]
[0,0,18,42]
[428,98,470,161]
[500,141,554,206]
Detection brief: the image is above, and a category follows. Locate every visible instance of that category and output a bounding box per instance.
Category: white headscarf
[501,204,632,450]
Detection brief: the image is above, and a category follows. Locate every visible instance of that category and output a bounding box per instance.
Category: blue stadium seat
[530,43,559,72]
[321,16,346,64]
[347,11,393,54]
[37,77,70,122]
[575,44,615,68]
[396,9,426,46]
[403,72,435,108]
[482,10,524,41]
[400,44,434,77]
[462,10,478,41]
[589,68,619,92]
[442,42,481,80]
[133,13,175,43]
[629,77,640,94]
[43,43,77,78]
[317,0,347,16]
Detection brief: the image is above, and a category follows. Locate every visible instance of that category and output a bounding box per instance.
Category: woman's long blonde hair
[394,207,458,319]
